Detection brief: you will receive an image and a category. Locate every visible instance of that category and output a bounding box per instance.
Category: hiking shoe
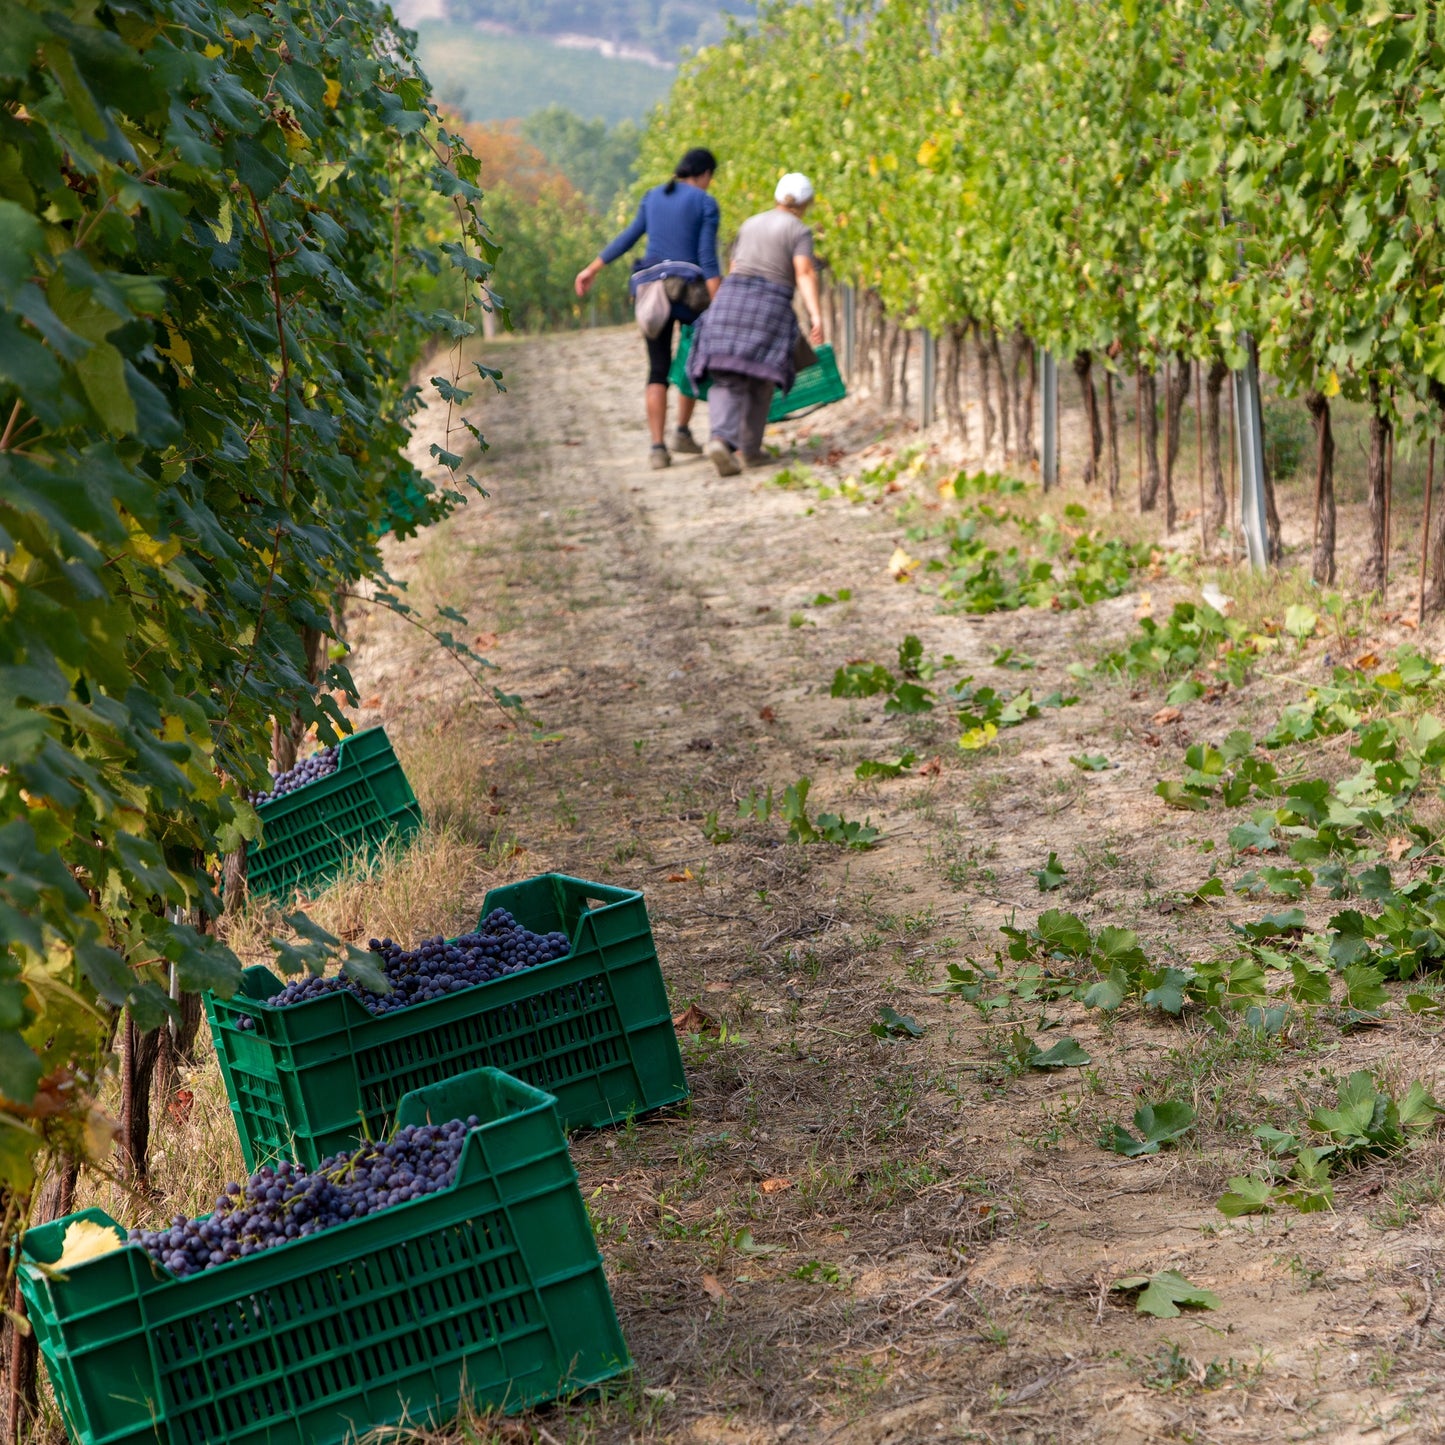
[742,451,772,469]
[671,425,703,455]
[649,444,672,470]
[706,438,741,476]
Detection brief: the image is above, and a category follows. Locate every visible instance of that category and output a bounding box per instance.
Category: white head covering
[775,172,815,207]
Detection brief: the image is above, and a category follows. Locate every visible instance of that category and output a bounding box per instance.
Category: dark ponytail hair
[664,146,718,194]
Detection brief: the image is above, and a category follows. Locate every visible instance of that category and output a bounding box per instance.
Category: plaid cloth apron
[686,273,799,393]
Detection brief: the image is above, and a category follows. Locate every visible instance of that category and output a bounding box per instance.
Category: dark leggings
[645,317,677,387]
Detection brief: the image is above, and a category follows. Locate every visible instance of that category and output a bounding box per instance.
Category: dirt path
[337,327,1445,1445]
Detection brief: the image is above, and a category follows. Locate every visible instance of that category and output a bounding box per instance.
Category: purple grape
[233,909,571,1029]
[248,744,340,806]
[126,1115,485,1277]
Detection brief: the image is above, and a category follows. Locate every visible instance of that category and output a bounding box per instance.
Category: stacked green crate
[206,874,689,1169]
[18,1069,631,1445]
[246,726,422,902]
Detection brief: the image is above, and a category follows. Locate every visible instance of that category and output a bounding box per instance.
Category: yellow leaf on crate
[55,1219,124,1272]
[324,78,342,108]
[888,547,919,582]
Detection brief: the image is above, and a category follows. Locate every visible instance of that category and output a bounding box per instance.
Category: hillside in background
[446,0,750,59]
[418,22,673,126]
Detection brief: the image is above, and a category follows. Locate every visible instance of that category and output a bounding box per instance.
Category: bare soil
[188,328,1445,1442]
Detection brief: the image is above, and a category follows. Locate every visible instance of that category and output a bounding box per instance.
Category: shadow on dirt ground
[308,326,1445,1443]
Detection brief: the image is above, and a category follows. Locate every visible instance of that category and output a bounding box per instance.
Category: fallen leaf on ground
[361,695,382,709]
[701,1273,727,1301]
[760,1177,794,1194]
[1134,591,1153,620]
[1141,731,1162,748]
[666,868,695,883]
[920,756,943,777]
[1401,616,1419,630]
[1353,651,1379,670]
[673,1004,719,1037]
[759,706,777,723]
[1387,836,1412,860]
[1112,1269,1220,1318]
[473,632,499,648]
[166,1089,194,1125]
[1152,706,1183,725]
[888,546,920,582]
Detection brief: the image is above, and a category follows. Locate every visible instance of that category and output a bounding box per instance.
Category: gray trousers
[707,370,773,455]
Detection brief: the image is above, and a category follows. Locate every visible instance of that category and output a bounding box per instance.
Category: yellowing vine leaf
[888,547,919,581]
[55,1219,124,1271]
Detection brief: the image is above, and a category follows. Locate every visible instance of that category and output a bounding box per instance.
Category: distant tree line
[446,108,641,331]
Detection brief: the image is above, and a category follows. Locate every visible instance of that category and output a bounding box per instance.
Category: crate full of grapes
[206,873,689,1170]
[245,725,422,903]
[18,1068,631,1445]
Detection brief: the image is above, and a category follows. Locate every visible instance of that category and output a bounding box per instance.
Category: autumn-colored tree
[446,117,632,332]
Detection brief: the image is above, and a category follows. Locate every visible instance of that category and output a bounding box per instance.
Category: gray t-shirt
[729,209,814,289]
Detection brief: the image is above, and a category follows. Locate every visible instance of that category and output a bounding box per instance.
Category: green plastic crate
[17,1068,630,1445]
[669,326,848,419]
[246,725,422,903]
[205,874,688,1170]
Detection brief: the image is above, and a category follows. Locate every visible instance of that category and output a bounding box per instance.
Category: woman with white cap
[686,173,825,475]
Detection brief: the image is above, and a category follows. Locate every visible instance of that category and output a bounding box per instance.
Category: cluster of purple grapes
[128,1118,478,1278]
[249,745,339,806]
[236,908,571,1028]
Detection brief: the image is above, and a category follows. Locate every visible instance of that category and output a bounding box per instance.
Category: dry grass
[223,822,518,969]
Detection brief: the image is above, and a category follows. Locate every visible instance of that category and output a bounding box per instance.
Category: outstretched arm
[576,200,647,297]
[794,253,824,345]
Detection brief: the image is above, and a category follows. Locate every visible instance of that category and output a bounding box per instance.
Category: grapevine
[643,0,1445,584]
[0,0,502,1226]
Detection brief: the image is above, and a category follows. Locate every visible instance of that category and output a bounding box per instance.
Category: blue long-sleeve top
[600,183,721,278]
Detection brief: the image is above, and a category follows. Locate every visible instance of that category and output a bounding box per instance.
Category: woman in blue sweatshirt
[575,148,721,469]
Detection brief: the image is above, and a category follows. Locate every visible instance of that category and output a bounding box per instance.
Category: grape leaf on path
[1101,1099,1195,1157]
[1034,851,1068,891]
[872,1006,923,1039]
[1112,1269,1220,1318]
[1022,1035,1090,1068]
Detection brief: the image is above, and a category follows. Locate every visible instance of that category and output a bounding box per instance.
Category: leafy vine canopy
[0,0,497,1187]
